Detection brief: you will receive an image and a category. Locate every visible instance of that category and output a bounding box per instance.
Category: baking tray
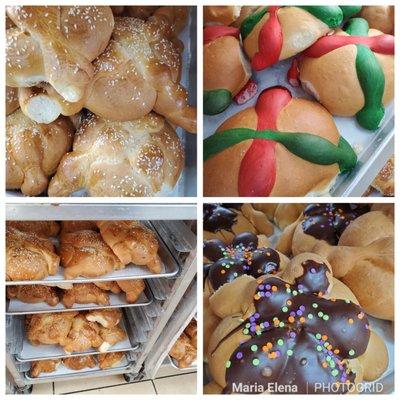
[168,354,197,371]
[6,221,179,286]
[24,355,129,382]
[203,57,394,197]
[15,312,138,362]
[6,282,153,315]
[6,6,197,198]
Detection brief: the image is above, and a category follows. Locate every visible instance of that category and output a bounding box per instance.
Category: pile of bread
[6,220,162,281]
[6,5,196,197]
[30,351,126,377]
[169,319,197,369]
[27,308,126,377]
[203,203,394,394]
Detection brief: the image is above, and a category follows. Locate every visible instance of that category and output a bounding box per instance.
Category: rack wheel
[124,371,144,383]
[16,385,33,394]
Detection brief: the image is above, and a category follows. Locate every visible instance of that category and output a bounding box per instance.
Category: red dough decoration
[203,26,240,45]
[238,86,292,197]
[251,6,283,71]
[303,33,394,58]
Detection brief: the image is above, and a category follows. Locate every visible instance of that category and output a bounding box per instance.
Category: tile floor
[31,365,197,395]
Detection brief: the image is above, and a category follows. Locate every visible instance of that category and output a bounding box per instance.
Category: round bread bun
[243,7,333,65]
[360,6,394,34]
[204,87,342,197]
[204,6,242,26]
[204,35,251,96]
[299,28,394,119]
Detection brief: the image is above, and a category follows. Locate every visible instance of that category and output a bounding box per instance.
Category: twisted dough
[6,6,114,102]
[47,113,184,197]
[6,109,74,196]
[18,15,196,133]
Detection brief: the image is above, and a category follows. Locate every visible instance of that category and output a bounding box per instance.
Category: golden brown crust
[203,6,241,26]
[59,230,124,279]
[97,221,161,273]
[98,352,125,369]
[371,156,394,197]
[86,308,123,328]
[26,311,78,346]
[7,284,59,306]
[61,283,110,308]
[115,279,145,303]
[6,86,19,115]
[6,6,114,103]
[47,113,184,197]
[204,36,251,96]
[83,17,196,133]
[6,109,74,196]
[30,359,61,377]
[6,227,60,281]
[6,221,60,238]
[63,355,97,370]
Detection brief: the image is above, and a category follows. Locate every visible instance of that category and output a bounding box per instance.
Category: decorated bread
[203,203,274,243]
[276,204,394,320]
[206,253,388,393]
[204,86,357,197]
[240,6,358,71]
[203,26,252,115]
[203,6,259,27]
[298,18,394,130]
[360,6,394,34]
[203,231,289,356]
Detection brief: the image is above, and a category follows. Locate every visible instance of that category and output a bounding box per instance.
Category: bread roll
[204,86,356,197]
[48,113,184,197]
[6,109,74,196]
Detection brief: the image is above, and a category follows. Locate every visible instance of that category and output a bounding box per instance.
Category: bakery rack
[5,203,197,394]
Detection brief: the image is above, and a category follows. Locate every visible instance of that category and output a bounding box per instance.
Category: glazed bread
[115,279,146,303]
[61,283,110,308]
[96,221,161,273]
[6,6,114,102]
[59,230,124,279]
[98,352,125,369]
[6,109,74,196]
[47,113,184,197]
[7,284,59,306]
[371,156,394,196]
[6,221,60,238]
[84,17,196,133]
[63,355,97,370]
[30,359,61,377]
[203,6,242,25]
[86,308,123,328]
[6,227,60,281]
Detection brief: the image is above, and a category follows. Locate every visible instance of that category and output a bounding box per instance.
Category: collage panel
[5,203,197,395]
[203,5,394,197]
[6,5,197,198]
[203,202,394,394]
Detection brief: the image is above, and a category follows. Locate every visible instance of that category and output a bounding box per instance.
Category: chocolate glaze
[222,259,370,394]
[204,232,281,291]
[302,204,370,245]
[203,204,238,233]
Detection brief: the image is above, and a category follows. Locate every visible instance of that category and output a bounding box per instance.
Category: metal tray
[6,6,197,198]
[203,57,394,197]
[24,355,129,382]
[15,311,138,362]
[6,221,179,286]
[6,283,153,315]
[169,354,197,372]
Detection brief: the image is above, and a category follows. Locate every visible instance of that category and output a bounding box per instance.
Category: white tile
[154,363,194,378]
[76,381,156,394]
[154,373,197,394]
[31,383,53,394]
[54,374,126,394]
